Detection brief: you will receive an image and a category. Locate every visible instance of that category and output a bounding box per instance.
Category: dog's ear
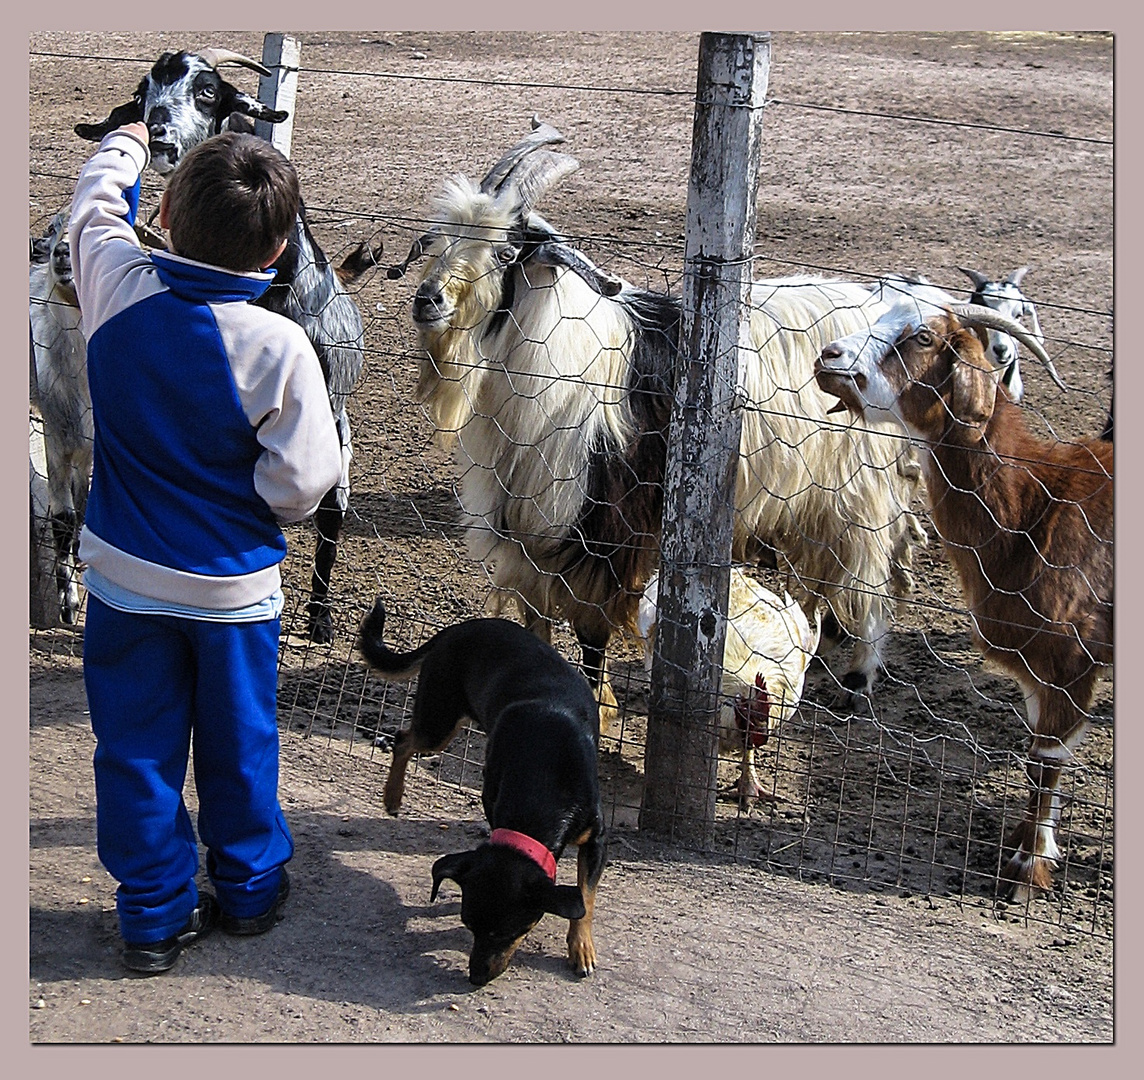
[539,883,587,921]
[431,851,478,902]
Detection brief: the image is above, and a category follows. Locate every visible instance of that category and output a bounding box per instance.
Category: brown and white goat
[815,301,1112,900]
[389,121,926,723]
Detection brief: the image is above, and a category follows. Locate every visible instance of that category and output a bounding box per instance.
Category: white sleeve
[67,130,159,337]
[213,306,345,523]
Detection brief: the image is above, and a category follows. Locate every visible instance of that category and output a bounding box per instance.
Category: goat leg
[1001,756,1064,902]
[50,508,81,626]
[306,488,344,643]
[576,631,617,738]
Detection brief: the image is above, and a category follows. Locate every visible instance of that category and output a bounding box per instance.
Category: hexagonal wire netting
[29,32,1112,942]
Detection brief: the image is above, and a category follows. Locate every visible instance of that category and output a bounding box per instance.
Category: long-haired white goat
[388,121,926,718]
[30,205,90,626]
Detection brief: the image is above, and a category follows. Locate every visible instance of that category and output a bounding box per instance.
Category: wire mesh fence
[28,31,1113,943]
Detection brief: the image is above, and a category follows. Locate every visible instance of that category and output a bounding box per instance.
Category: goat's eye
[496,246,520,265]
[915,329,934,347]
[198,85,216,99]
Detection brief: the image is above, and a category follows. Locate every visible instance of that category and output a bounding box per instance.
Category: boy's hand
[117,122,150,145]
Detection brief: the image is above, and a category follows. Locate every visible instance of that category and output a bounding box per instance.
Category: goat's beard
[149,151,178,176]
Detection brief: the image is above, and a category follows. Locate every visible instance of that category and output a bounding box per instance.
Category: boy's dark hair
[163,131,300,271]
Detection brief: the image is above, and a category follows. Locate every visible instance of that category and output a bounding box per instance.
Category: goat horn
[387,231,439,280]
[479,120,568,194]
[532,242,624,297]
[948,302,1067,391]
[198,48,273,77]
[956,266,990,290]
[505,150,581,214]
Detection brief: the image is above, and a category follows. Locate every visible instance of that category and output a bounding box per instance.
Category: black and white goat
[956,266,1045,403]
[389,122,927,720]
[873,270,1041,404]
[74,47,382,642]
[816,299,1111,901]
[30,205,90,626]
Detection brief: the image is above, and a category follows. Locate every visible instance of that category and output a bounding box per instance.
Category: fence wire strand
[28,33,1113,941]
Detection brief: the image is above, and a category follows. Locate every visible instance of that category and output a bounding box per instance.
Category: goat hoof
[1000,850,1056,902]
[830,674,873,715]
[306,606,334,644]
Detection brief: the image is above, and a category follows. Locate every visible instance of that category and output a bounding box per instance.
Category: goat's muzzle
[814,349,865,415]
[411,289,452,327]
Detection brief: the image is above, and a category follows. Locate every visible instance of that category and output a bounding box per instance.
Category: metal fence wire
[28,31,1113,943]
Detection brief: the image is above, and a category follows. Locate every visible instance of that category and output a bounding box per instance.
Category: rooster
[637,568,821,802]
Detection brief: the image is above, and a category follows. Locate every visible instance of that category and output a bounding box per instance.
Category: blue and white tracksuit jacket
[69,129,343,942]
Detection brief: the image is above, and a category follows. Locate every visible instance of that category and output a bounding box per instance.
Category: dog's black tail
[358,596,434,680]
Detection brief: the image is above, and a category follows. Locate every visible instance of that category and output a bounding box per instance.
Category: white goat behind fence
[30,205,90,627]
[389,121,928,725]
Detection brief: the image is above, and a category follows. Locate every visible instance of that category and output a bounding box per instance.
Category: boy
[69,124,343,973]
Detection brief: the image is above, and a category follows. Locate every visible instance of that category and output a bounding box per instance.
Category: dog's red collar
[488,828,557,883]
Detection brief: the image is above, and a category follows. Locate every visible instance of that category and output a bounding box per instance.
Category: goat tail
[335,240,385,286]
[357,596,431,680]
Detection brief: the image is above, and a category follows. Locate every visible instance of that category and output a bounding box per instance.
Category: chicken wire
[28,31,1113,943]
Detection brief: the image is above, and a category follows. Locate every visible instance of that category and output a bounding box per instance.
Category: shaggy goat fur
[405,163,926,715]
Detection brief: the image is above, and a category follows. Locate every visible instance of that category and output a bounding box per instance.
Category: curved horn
[956,266,990,290]
[197,48,273,77]
[387,231,440,280]
[532,242,624,297]
[505,149,581,215]
[479,118,568,195]
[949,302,1066,390]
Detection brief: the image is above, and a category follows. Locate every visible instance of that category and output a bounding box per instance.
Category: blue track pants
[82,596,294,943]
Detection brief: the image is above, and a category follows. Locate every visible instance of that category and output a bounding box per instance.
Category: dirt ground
[27,30,1114,1044]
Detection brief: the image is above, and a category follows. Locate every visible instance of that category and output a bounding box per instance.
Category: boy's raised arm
[68,124,153,335]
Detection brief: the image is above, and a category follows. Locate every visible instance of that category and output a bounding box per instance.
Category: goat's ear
[218,84,289,129]
[74,98,145,141]
[949,335,999,437]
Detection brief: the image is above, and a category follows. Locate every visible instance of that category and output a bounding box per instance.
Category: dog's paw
[567,930,596,977]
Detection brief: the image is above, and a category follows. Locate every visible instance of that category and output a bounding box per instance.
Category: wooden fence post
[256,33,300,156]
[639,32,770,845]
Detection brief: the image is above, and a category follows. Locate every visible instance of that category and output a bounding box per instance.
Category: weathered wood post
[639,32,770,845]
[255,33,300,156]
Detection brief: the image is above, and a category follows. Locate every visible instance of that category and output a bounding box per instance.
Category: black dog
[358,598,608,985]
